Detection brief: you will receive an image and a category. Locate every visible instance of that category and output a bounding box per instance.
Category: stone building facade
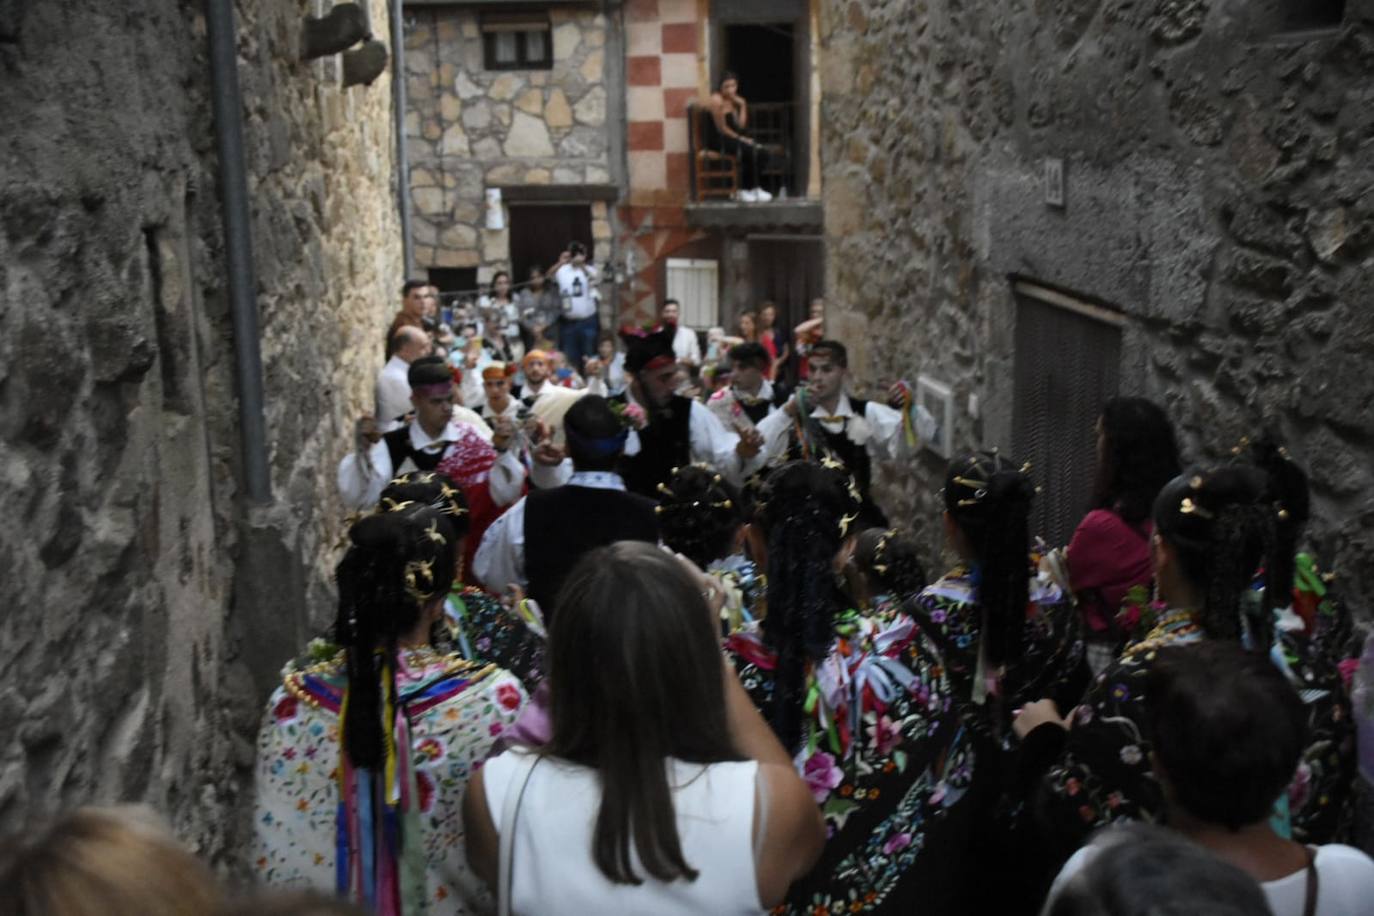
[616,0,827,331]
[403,1,622,297]
[0,0,401,861]
[819,0,1374,611]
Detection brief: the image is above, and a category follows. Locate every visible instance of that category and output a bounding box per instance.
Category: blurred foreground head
[0,806,220,916]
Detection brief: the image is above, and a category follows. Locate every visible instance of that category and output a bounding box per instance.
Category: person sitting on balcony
[707,71,773,203]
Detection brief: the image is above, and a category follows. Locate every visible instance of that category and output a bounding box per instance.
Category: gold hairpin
[1189,476,1204,490]
[424,519,446,545]
[1277,508,1290,521]
[1020,462,1032,474]
[838,511,859,538]
[381,498,415,513]
[1180,497,1213,519]
[952,476,989,489]
[657,482,673,496]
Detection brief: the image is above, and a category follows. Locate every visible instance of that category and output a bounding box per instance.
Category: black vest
[384,425,443,472]
[523,484,659,616]
[733,382,788,425]
[787,397,889,528]
[614,394,693,499]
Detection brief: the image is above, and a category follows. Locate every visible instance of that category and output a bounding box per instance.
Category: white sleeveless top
[483,751,765,915]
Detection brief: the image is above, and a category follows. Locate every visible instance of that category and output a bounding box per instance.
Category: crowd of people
[6,258,1374,916]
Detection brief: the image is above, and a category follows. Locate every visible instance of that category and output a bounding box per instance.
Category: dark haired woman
[657,464,763,632]
[480,271,522,362]
[1066,398,1181,671]
[725,460,983,913]
[463,542,824,913]
[910,452,1087,730]
[1233,435,1357,844]
[757,301,789,381]
[707,71,772,202]
[850,527,927,610]
[253,503,527,914]
[1014,463,1350,863]
[386,472,545,691]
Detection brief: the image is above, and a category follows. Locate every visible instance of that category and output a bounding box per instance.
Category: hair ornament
[403,557,436,600]
[657,482,673,496]
[381,497,415,513]
[1189,476,1204,490]
[1020,462,1032,474]
[1277,506,1290,521]
[839,511,860,538]
[1179,497,1213,520]
[423,519,447,545]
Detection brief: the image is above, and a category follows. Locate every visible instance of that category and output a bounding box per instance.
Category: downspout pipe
[390,0,415,277]
[205,0,272,503]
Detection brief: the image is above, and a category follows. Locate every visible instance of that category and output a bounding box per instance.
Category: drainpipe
[390,0,415,277]
[205,0,272,503]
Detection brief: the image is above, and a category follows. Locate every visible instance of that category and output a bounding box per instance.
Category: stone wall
[0,0,400,866]
[819,0,1374,613]
[405,5,619,281]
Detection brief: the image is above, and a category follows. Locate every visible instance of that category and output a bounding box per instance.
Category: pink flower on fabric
[802,750,844,803]
[883,832,912,855]
[489,722,504,737]
[866,715,902,757]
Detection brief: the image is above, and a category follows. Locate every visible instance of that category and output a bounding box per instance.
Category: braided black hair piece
[1154,467,1272,647]
[1231,434,1310,619]
[757,461,862,750]
[943,451,1036,669]
[333,505,458,769]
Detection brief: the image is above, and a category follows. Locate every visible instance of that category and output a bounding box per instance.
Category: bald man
[377,325,432,422]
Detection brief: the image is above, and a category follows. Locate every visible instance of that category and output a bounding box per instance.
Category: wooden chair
[688,103,738,202]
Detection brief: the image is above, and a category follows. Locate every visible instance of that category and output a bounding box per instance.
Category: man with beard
[518,348,583,445]
[613,325,763,498]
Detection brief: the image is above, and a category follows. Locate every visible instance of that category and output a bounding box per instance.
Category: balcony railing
[688,100,803,203]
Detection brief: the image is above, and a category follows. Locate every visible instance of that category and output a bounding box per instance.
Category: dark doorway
[722,23,794,104]
[749,236,823,381]
[1011,282,1123,547]
[428,268,477,299]
[508,203,593,291]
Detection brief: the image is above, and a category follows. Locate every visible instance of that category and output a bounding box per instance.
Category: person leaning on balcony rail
[707,71,773,203]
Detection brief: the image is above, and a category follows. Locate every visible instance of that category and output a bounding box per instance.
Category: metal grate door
[1011,281,1124,548]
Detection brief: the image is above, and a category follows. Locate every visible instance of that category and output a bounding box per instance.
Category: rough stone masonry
[0,0,400,865]
[820,0,1374,618]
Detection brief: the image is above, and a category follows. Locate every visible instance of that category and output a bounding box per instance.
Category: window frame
[480,11,553,71]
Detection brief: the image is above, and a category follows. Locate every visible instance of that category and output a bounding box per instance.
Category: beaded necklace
[1123,609,1203,659]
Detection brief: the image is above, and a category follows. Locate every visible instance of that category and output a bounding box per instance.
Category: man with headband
[612,324,764,498]
[517,348,583,445]
[339,357,566,572]
[474,395,657,616]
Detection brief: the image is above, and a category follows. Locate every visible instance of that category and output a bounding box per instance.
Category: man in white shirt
[338,357,564,513]
[518,348,584,446]
[706,341,786,432]
[552,241,599,375]
[755,339,934,527]
[376,325,432,423]
[660,298,701,366]
[614,325,764,498]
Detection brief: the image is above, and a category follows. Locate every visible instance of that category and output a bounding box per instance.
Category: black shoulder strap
[1303,845,1319,916]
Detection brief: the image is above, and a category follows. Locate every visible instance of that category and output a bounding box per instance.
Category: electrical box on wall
[916,375,955,459]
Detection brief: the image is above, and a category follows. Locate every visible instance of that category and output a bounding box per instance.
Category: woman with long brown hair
[464,542,822,914]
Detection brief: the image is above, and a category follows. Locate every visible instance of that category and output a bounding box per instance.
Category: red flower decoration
[495,682,522,712]
[416,769,436,814]
[273,695,298,723]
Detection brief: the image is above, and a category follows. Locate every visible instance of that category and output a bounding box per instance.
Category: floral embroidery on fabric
[726,600,981,912]
[253,651,526,914]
